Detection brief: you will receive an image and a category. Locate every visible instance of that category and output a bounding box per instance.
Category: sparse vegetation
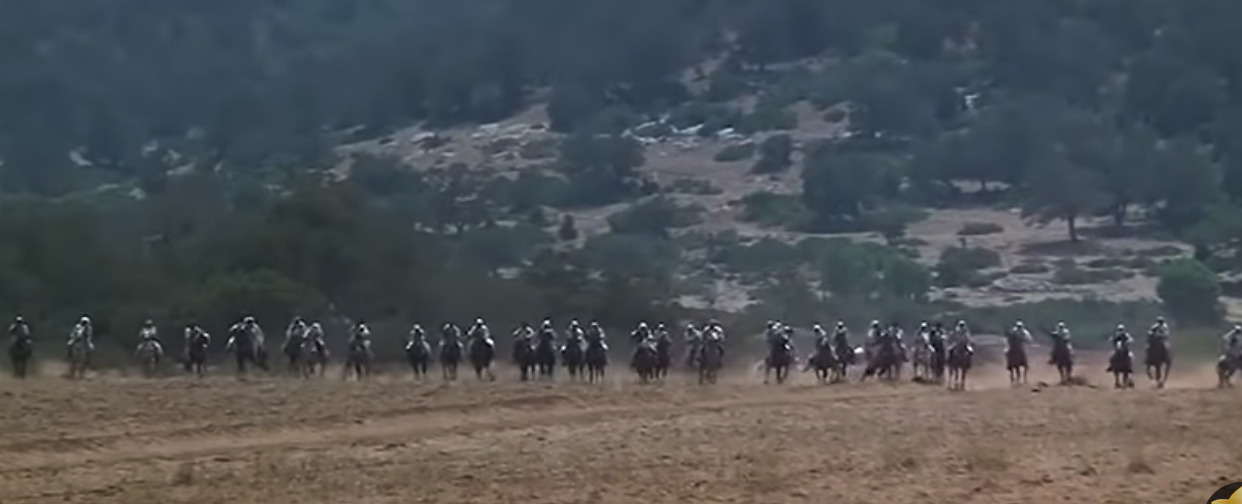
[713,143,757,162]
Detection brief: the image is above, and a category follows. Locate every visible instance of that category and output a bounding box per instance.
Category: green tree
[1155,259,1223,326]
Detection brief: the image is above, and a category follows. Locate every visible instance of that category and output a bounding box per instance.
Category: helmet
[813,324,823,332]
[243,316,256,324]
[638,321,648,329]
[413,323,423,331]
[1156,316,1165,324]
[1014,321,1024,328]
[1116,324,1126,332]
[1057,321,1066,328]
[475,318,484,326]
[919,321,928,328]
[79,316,91,325]
[144,319,154,326]
[870,320,880,328]
[542,319,552,328]
[836,320,845,327]
[591,321,601,328]
[14,316,23,323]
[312,322,322,330]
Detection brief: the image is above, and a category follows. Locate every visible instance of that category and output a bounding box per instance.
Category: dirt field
[2,356,1239,504]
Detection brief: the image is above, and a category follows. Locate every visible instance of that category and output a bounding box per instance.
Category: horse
[468,334,496,381]
[1047,332,1074,384]
[342,339,371,381]
[1218,352,1240,389]
[946,340,972,391]
[1004,330,1030,386]
[764,334,795,385]
[67,329,92,380]
[697,335,725,385]
[803,339,837,384]
[909,331,933,382]
[225,324,262,376]
[862,335,902,381]
[927,329,947,383]
[632,339,660,383]
[438,324,463,381]
[299,336,329,378]
[584,332,608,383]
[405,335,432,380]
[1108,337,1135,389]
[7,334,34,379]
[832,337,856,382]
[560,332,586,380]
[135,340,163,378]
[282,333,304,374]
[184,331,211,378]
[512,334,537,381]
[533,330,558,381]
[653,331,673,381]
[1144,333,1171,389]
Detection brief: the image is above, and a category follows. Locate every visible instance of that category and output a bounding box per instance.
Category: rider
[67,315,95,357]
[832,320,850,353]
[1010,320,1034,346]
[8,315,30,341]
[513,321,535,341]
[305,322,327,353]
[1048,321,1073,364]
[1148,316,1171,341]
[285,317,307,345]
[566,320,585,343]
[631,321,651,343]
[407,323,427,348]
[1111,323,1134,349]
[684,322,702,367]
[928,321,946,348]
[539,318,557,341]
[241,316,265,349]
[349,319,373,357]
[469,318,491,341]
[136,319,163,357]
[865,320,883,349]
[949,320,973,355]
[1221,325,1242,365]
[586,321,608,350]
[812,323,830,350]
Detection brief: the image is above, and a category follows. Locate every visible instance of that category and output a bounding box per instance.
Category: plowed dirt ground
[1,356,1239,504]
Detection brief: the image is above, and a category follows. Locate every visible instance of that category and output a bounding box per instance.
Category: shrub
[666,177,722,195]
[713,143,756,162]
[1156,259,1224,326]
[751,134,794,174]
[935,246,1002,288]
[956,222,1004,236]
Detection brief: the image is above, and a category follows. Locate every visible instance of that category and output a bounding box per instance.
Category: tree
[1155,259,1223,326]
[751,134,794,174]
[800,146,888,231]
[1021,150,1106,242]
[557,214,580,241]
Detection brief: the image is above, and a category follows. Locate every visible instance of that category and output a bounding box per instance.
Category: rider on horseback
[469,318,491,341]
[865,320,882,348]
[1220,325,1242,364]
[1111,324,1134,349]
[631,321,651,343]
[407,323,427,349]
[1149,316,1170,339]
[305,322,327,353]
[949,320,973,355]
[1009,320,1034,346]
[566,320,584,339]
[684,322,702,367]
[349,319,374,358]
[832,320,850,348]
[136,319,163,357]
[1049,321,1073,363]
[586,321,608,350]
[8,315,30,341]
[813,324,831,349]
[67,315,95,357]
[285,317,307,347]
[241,316,265,350]
[514,321,535,342]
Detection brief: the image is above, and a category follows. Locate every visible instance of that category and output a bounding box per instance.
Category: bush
[607,198,703,236]
[1136,245,1184,258]
[751,134,794,174]
[713,143,756,162]
[557,215,579,241]
[935,246,1002,288]
[1156,259,1224,326]
[519,138,560,160]
[956,222,1004,236]
[739,192,811,229]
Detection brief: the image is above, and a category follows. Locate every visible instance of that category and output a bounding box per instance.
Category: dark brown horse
[1144,333,1171,389]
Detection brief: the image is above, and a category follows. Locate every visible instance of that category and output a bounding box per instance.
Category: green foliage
[713,143,756,162]
[934,246,1001,288]
[606,197,703,237]
[665,177,722,196]
[738,192,811,229]
[1156,259,1224,326]
[751,134,794,174]
[557,215,580,241]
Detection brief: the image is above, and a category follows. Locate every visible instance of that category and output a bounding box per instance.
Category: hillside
[4,0,1242,355]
